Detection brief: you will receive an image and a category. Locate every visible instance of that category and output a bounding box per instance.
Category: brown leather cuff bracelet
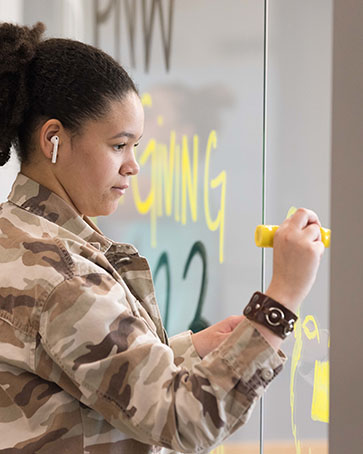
[243,291,298,339]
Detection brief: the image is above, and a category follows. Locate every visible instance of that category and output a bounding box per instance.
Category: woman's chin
[84,203,119,218]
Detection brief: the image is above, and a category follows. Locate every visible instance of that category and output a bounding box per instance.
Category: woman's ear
[38,119,64,162]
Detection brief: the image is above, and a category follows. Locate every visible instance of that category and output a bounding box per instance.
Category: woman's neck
[20,162,82,216]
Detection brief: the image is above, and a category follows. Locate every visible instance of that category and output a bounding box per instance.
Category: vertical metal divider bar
[260,0,269,453]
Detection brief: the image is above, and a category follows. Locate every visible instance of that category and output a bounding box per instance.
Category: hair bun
[0,22,45,166]
[0,22,45,74]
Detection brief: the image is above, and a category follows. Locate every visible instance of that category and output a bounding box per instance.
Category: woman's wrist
[264,282,301,314]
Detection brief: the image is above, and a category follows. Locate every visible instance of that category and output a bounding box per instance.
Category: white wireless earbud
[50,136,59,164]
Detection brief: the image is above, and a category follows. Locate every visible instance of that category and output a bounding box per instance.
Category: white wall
[0,0,22,23]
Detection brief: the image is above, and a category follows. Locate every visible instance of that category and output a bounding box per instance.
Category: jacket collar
[7,173,112,252]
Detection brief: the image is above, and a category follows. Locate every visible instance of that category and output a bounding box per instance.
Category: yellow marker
[255,225,331,248]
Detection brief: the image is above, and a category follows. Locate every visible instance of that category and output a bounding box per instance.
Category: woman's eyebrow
[109,132,143,140]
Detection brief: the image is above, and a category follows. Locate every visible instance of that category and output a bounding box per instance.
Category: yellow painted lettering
[141,92,152,107]
[302,315,321,342]
[181,135,198,224]
[156,144,164,217]
[204,130,226,263]
[159,132,175,216]
[131,139,157,247]
[174,143,181,222]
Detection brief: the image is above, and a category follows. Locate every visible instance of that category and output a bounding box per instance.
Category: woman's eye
[113,142,140,151]
[113,143,126,151]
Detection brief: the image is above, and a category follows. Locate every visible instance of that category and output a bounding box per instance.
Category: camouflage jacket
[0,174,285,453]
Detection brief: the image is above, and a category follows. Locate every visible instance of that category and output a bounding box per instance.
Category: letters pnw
[94,0,175,72]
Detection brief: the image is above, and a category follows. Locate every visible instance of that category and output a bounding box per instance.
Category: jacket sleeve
[38,272,285,453]
[169,331,202,370]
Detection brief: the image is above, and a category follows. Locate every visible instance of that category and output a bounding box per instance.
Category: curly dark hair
[0,22,138,166]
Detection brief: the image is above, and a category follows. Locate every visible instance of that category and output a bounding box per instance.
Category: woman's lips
[112,185,128,195]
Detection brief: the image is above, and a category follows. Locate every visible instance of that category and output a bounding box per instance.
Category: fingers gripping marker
[255,206,331,248]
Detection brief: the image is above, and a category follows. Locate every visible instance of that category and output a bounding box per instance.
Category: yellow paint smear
[311,360,329,423]
[291,310,330,452]
[286,206,297,218]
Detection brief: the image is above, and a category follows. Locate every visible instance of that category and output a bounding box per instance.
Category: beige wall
[330,0,363,452]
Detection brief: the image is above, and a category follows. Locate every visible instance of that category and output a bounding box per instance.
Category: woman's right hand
[266,208,325,313]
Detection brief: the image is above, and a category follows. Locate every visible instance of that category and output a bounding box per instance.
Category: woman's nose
[121,150,140,176]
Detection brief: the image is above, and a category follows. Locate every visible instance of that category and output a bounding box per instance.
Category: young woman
[0,22,325,453]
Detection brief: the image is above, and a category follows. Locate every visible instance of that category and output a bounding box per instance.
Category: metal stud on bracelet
[243,292,298,339]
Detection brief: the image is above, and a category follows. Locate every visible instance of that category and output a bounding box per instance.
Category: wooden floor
[211,441,328,454]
